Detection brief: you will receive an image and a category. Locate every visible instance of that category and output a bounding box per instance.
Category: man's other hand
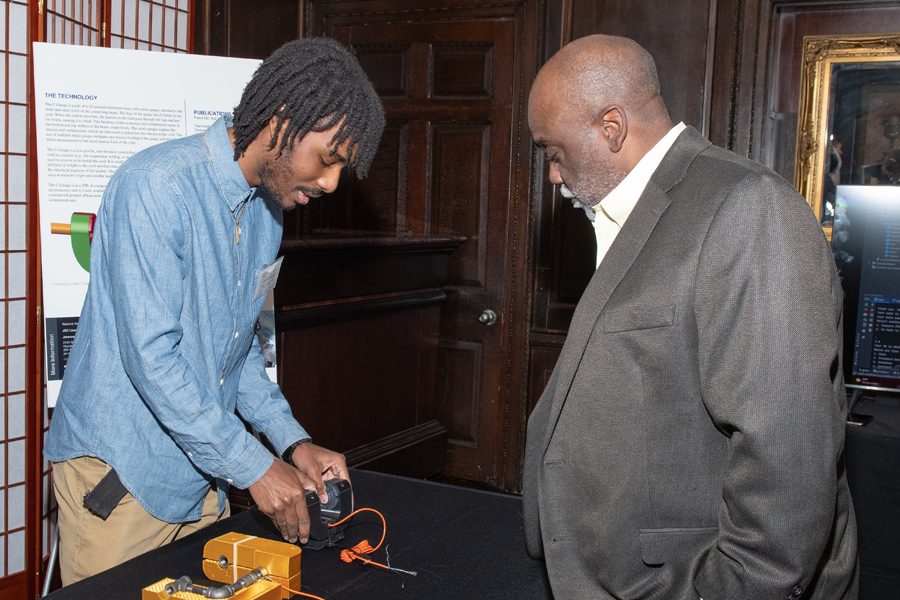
[289,443,350,504]
[247,444,349,544]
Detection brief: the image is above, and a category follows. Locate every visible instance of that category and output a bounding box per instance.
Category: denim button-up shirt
[44,116,309,522]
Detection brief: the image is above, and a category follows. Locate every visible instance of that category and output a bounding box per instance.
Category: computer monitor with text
[833,185,900,393]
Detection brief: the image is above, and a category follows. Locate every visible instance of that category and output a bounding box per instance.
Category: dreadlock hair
[232,37,385,178]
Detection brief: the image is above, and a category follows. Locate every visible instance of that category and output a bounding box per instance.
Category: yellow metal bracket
[142,534,303,600]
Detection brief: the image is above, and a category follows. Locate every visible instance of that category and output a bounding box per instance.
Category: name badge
[254,256,284,301]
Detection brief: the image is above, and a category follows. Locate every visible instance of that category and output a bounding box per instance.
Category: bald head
[537,35,665,122]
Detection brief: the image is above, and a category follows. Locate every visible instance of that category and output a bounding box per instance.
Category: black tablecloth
[46,469,553,600]
[845,398,900,600]
[49,402,900,600]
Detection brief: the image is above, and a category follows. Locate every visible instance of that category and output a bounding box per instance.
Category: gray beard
[560,184,595,222]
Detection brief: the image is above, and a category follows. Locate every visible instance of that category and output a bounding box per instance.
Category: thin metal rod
[40,518,58,597]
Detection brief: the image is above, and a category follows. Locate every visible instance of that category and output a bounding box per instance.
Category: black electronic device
[303,478,353,550]
[832,186,900,406]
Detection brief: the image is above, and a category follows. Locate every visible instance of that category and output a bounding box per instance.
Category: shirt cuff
[261,417,310,459]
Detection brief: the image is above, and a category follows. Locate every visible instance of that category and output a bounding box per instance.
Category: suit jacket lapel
[541,127,712,454]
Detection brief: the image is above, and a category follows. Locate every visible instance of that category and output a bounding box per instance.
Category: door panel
[305,0,537,488]
[431,123,490,285]
[437,339,482,446]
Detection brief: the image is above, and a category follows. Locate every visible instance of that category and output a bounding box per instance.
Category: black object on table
[46,469,552,600]
[844,397,900,600]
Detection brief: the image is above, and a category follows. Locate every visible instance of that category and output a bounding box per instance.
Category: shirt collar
[204,114,252,212]
[597,121,686,226]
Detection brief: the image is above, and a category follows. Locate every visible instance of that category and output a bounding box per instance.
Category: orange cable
[328,507,387,552]
[339,543,394,571]
[328,508,415,576]
[278,505,414,600]
[282,585,326,600]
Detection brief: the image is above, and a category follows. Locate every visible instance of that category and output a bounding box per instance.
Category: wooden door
[306,1,538,489]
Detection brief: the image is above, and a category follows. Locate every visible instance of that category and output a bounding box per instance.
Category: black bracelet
[281,438,312,467]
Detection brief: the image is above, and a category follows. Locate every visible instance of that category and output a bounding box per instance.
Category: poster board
[33,43,268,406]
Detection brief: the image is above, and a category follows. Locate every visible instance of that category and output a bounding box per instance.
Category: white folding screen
[0,0,31,581]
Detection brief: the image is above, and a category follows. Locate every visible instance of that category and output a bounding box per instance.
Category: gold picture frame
[795,32,900,239]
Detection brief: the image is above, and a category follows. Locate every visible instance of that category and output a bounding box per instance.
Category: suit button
[791,584,804,597]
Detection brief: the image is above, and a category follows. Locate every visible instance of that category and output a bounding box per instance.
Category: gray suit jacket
[523,127,858,600]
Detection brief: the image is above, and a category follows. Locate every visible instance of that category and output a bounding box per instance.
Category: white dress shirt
[592,122,686,268]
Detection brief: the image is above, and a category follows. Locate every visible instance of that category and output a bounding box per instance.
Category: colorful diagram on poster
[51,212,96,271]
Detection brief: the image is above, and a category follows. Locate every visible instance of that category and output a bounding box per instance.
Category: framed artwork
[795,32,900,239]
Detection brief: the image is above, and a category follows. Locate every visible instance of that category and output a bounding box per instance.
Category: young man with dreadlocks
[44,38,385,585]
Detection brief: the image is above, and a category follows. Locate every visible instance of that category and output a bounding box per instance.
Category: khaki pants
[52,456,230,585]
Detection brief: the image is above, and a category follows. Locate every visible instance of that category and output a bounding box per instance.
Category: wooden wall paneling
[498,2,542,494]
[569,0,716,131]
[708,0,767,155]
[279,307,436,450]
[528,0,566,338]
[194,0,300,58]
[530,180,596,334]
[342,419,448,478]
[707,0,740,151]
[349,122,407,232]
[275,240,460,307]
[431,123,491,282]
[277,301,449,478]
[274,235,463,479]
[436,338,483,446]
[305,0,540,491]
[526,339,562,417]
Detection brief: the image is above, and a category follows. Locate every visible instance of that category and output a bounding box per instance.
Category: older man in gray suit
[524,35,858,600]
